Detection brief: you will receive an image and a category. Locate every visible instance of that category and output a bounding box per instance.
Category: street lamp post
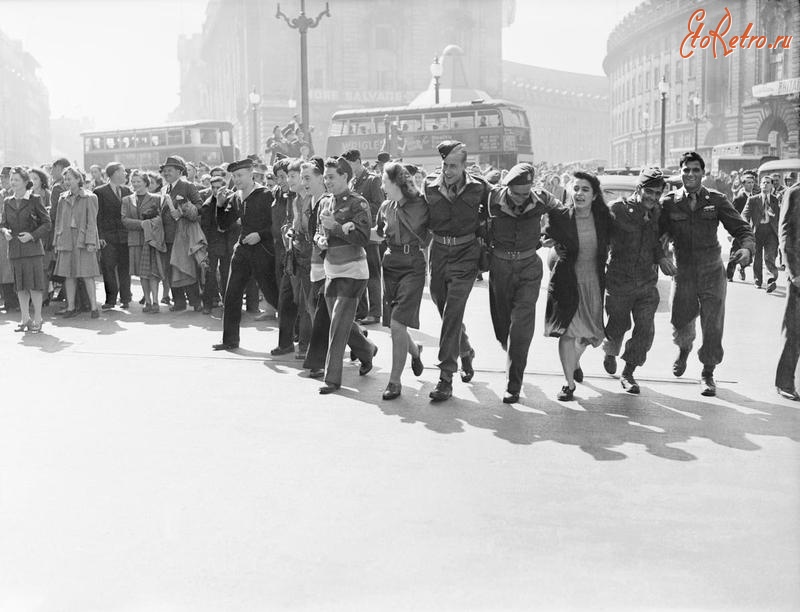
[690,93,701,151]
[641,110,649,166]
[276,1,331,136]
[249,89,261,156]
[383,114,391,156]
[430,56,442,104]
[658,76,669,168]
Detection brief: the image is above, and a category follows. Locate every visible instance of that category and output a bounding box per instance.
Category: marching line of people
[3,142,799,403]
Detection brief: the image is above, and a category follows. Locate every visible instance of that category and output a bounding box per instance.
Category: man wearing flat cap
[601,166,673,394]
[212,158,280,350]
[0,167,12,199]
[659,151,754,396]
[422,140,492,401]
[485,162,560,403]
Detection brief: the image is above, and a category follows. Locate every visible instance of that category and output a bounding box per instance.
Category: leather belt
[492,247,539,261]
[387,243,424,254]
[432,233,476,246]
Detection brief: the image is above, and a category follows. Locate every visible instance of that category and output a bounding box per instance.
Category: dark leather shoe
[776,386,800,401]
[700,368,716,397]
[573,367,584,383]
[360,315,379,325]
[202,306,212,315]
[461,349,475,383]
[766,280,777,293]
[139,296,146,305]
[739,268,745,280]
[382,382,402,400]
[502,391,520,404]
[673,348,690,377]
[359,345,378,376]
[603,355,617,375]
[170,304,187,312]
[101,303,115,310]
[212,342,238,351]
[308,368,324,379]
[319,383,340,395]
[121,302,130,309]
[429,379,453,402]
[270,345,294,356]
[621,372,640,394]
[63,309,78,319]
[411,344,424,376]
[90,309,100,319]
[160,296,171,305]
[557,384,576,401]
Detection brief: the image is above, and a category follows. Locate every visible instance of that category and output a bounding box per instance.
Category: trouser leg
[621,285,659,367]
[252,248,278,311]
[753,232,765,285]
[506,266,540,394]
[100,242,119,304]
[117,243,131,304]
[221,249,251,345]
[603,291,633,358]
[278,270,298,348]
[203,252,221,307]
[763,232,779,280]
[696,262,727,367]
[324,295,359,386]
[303,281,329,370]
[776,282,800,390]
[671,266,700,352]
[244,278,259,310]
[365,244,381,319]
[489,258,513,348]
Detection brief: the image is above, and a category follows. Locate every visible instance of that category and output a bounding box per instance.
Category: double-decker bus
[710,140,775,174]
[326,100,532,170]
[82,120,236,170]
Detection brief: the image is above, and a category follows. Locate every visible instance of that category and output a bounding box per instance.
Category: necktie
[763,197,771,223]
[688,192,697,212]
[115,186,121,200]
[167,184,173,195]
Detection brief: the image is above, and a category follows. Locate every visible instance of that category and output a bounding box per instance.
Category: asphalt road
[0,263,797,611]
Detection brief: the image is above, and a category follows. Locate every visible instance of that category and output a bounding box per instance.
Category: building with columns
[0,29,50,165]
[173,0,515,157]
[604,0,799,170]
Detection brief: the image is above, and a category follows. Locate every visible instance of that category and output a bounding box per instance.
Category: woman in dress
[0,167,51,332]
[373,162,428,400]
[543,171,610,401]
[53,167,101,318]
[121,171,166,312]
[147,171,173,305]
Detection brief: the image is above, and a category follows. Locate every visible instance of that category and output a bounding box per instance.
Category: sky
[0,0,643,127]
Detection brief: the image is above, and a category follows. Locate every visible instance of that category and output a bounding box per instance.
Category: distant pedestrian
[742,175,780,293]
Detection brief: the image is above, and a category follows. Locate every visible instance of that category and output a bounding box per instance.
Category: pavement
[0,262,798,612]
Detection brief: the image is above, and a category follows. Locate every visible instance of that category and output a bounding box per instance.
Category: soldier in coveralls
[659,152,754,396]
[602,167,673,394]
[422,141,491,402]
[485,163,559,404]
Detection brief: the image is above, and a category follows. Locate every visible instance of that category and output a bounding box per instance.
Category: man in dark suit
[776,180,800,400]
[161,155,205,310]
[727,171,756,281]
[95,162,132,308]
[742,175,780,293]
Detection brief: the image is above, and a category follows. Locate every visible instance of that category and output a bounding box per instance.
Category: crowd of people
[2,142,798,404]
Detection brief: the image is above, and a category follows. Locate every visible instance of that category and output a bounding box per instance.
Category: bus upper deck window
[451,112,475,129]
[200,129,219,145]
[105,137,117,149]
[477,110,500,127]
[221,130,231,147]
[424,114,449,131]
[329,120,347,136]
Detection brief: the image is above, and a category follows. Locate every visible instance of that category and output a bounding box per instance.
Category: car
[758,158,800,187]
[598,174,639,202]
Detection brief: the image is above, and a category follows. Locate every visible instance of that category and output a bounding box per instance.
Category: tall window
[675,94,682,122]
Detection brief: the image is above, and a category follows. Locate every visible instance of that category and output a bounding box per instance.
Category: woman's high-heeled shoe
[410,344,424,376]
[14,321,28,332]
[557,385,576,401]
[382,382,402,400]
[28,320,43,334]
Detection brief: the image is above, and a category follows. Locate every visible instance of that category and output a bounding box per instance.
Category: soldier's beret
[228,158,254,173]
[0,166,11,176]
[638,166,665,188]
[310,156,325,175]
[437,140,465,159]
[335,156,353,179]
[503,163,535,187]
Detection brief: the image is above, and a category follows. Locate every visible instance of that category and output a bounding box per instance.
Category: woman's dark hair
[29,167,50,190]
[131,170,151,187]
[383,162,419,200]
[63,167,85,187]
[12,166,32,190]
[572,170,607,214]
[146,171,163,190]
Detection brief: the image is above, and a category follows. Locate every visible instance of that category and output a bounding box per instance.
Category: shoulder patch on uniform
[360,200,369,210]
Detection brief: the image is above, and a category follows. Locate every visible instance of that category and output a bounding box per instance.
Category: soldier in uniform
[485,163,559,404]
[659,151,754,396]
[602,167,673,394]
[211,158,279,351]
[343,149,384,326]
[199,175,238,314]
[315,157,377,394]
[423,141,491,402]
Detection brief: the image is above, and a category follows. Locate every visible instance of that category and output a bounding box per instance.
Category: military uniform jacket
[659,186,755,266]
[350,169,384,219]
[315,190,371,279]
[422,170,490,237]
[217,186,274,250]
[606,196,663,293]
[486,186,558,253]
